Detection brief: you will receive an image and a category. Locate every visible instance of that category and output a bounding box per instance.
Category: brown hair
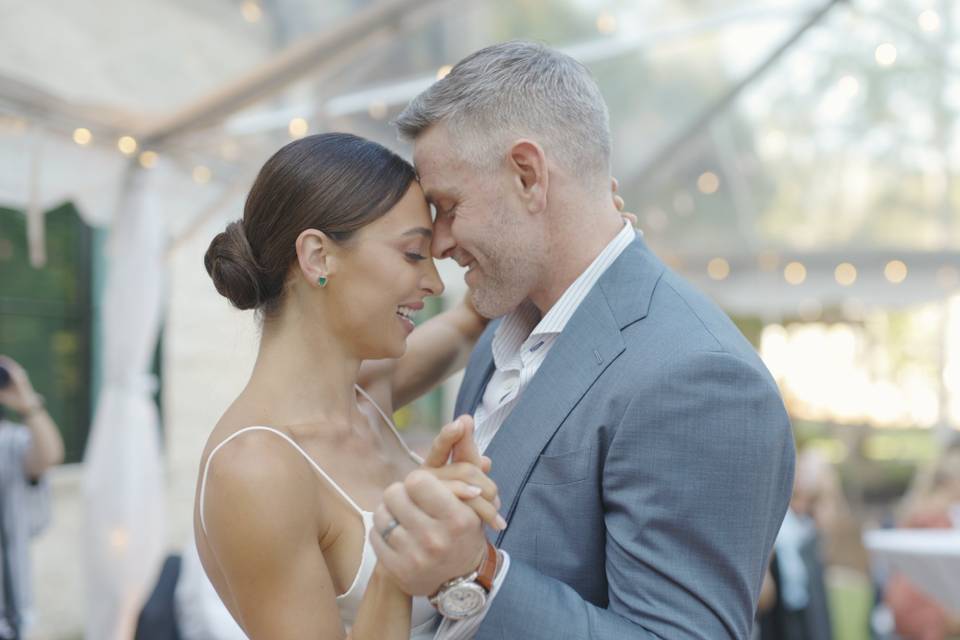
[205,133,416,313]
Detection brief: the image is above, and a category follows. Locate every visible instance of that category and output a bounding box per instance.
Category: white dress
[198,386,438,638]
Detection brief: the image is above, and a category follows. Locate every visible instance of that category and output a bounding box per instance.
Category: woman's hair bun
[204,221,266,310]
[203,133,416,315]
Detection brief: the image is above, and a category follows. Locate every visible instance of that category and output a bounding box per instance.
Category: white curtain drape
[82,165,166,640]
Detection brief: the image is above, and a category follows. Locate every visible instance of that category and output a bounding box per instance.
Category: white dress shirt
[435,221,637,639]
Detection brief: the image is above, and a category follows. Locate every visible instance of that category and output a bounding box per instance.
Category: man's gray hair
[395,41,611,177]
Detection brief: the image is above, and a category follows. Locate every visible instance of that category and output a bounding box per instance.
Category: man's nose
[431,215,456,260]
[422,259,445,297]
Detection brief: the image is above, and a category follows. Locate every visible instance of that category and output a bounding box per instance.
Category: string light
[241,0,262,23]
[707,258,730,281]
[138,151,158,169]
[72,128,92,145]
[288,117,308,138]
[109,528,129,551]
[918,10,941,32]
[875,43,897,67]
[193,165,212,184]
[884,260,907,283]
[784,262,807,285]
[596,11,617,34]
[697,171,720,194]
[117,136,138,155]
[834,262,857,286]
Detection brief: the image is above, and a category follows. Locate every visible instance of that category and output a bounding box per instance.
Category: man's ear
[295,228,335,285]
[507,139,548,215]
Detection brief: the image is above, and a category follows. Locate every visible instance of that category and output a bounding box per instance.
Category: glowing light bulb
[73,128,92,145]
[707,258,730,281]
[785,262,807,285]
[834,262,857,286]
[117,136,138,155]
[288,117,308,138]
[875,43,897,67]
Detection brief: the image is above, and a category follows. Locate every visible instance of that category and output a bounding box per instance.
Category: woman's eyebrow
[402,227,433,238]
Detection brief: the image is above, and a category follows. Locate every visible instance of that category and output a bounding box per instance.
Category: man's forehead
[412,124,454,167]
[413,157,451,202]
[420,182,457,204]
[415,137,467,194]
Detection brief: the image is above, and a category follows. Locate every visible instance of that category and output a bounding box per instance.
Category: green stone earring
[317,276,327,288]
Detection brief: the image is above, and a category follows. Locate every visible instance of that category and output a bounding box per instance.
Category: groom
[371,41,795,639]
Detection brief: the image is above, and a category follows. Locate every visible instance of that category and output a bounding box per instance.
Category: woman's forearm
[347,564,413,640]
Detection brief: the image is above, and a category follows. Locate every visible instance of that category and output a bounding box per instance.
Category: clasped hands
[370,415,502,597]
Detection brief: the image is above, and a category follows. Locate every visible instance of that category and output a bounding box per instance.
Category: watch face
[439,583,487,620]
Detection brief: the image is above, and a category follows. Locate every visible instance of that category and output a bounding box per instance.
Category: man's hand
[370,416,502,596]
[422,415,489,470]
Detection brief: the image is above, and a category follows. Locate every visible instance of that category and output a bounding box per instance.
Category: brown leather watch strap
[475,540,499,592]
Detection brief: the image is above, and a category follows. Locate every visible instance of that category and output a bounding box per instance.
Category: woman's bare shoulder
[199,413,331,535]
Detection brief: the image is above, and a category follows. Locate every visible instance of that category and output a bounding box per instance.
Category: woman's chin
[380,336,407,361]
[359,337,406,362]
[388,340,407,359]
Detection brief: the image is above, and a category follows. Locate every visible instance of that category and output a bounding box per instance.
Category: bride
[194,132,502,639]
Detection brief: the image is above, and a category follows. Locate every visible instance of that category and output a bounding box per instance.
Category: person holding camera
[0,355,64,640]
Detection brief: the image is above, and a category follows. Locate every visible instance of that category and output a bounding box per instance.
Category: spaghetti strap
[354,385,424,465]
[198,426,365,535]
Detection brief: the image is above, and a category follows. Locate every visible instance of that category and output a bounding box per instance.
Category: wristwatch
[429,540,499,620]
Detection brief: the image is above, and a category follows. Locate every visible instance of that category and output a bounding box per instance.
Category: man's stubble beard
[470,237,541,319]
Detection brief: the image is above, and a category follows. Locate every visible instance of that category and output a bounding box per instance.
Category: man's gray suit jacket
[455,236,796,639]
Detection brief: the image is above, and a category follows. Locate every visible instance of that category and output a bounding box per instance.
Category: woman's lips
[397,313,415,334]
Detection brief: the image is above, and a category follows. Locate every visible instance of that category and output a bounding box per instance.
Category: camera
[0,364,10,389]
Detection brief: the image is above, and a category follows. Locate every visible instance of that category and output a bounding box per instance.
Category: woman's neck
[243,307,361,432]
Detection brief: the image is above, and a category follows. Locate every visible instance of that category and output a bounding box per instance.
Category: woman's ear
[295,228,333,286]
[507,139,548,215]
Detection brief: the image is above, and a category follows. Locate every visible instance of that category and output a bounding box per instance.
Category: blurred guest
[759,448,834,640]
[174,539,247,640]
[0,355,65,640]
[884,441,960,640]
[753,562,777,640]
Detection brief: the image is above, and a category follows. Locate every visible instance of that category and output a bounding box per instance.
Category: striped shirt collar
[491,221,637,368]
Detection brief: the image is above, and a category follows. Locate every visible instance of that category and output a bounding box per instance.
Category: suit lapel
[483,237,663,544]
[454,320,499,418]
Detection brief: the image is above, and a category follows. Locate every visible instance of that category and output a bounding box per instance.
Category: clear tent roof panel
[622,0,960,257]
[2,0,958,269]
[211,0,811,182]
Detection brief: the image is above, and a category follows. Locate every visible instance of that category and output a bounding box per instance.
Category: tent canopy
[1,0,957,313]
